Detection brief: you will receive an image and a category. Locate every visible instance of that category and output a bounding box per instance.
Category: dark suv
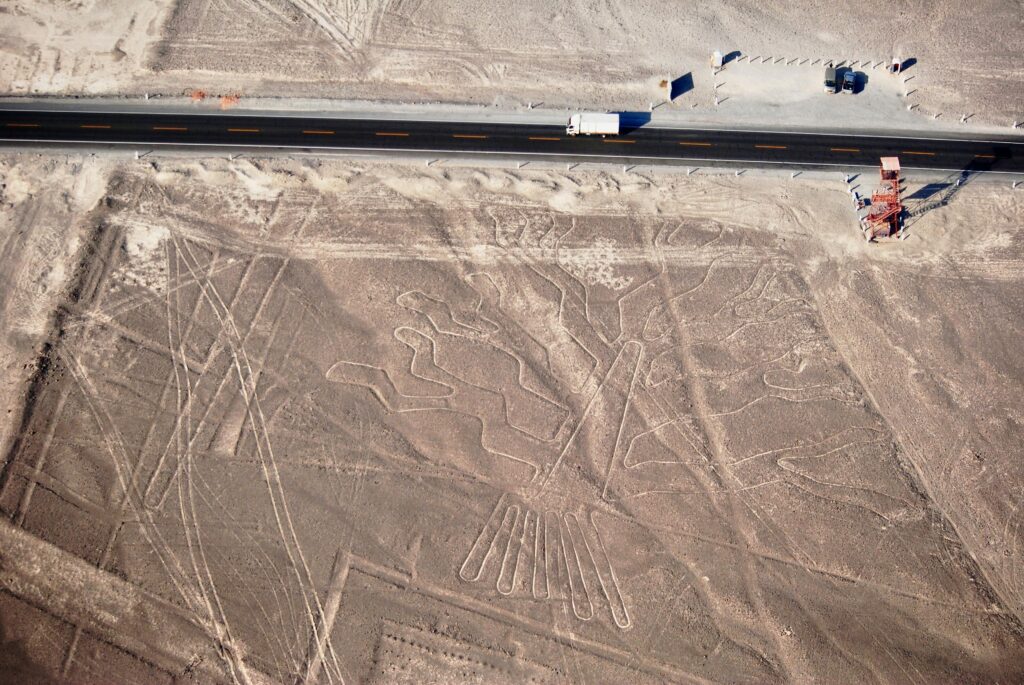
[842,70,856,93]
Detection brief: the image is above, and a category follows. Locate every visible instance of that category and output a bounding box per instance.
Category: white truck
[566,112,619,137]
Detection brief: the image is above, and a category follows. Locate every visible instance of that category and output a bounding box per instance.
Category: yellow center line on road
[755,144,787,149]
[453,134,488,139]
[830,147,860,152]
[602,138,635,144]
[376,132,409,137]
[302,129,335,135]
[6,123,40,128]
[902,150,935,156]
[81,124,111,129]
[678,141,712,147]
[529,136,561,141]
[153,126,187,132]
[974,154,996,159]
[228,128,260,133]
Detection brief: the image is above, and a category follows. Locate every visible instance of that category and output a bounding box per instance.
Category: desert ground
[2,1,1024,683]
[1,152,1023,683]
[1,0,1022,129]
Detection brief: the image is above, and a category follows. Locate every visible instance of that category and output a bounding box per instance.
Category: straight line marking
[755,144,787,149]
[529,136,561,141]
[974,154,995,159]
[678,141,712,147]
[303,129,334,135]
[830,147,860,152]
[453,134,487,139]
[80,124,111,129]
[6,123,40,128]
[603,139,635,144]
[375,132,409,137]
[903,150,935,156]
[228,128,260,133]
[153,126,187,131]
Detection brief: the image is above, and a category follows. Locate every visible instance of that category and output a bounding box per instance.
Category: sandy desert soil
[1,1,1022,129]
[0,156,109,469]
[1,153,1023,682]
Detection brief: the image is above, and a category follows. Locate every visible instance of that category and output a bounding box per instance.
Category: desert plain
[1,1,1024,684]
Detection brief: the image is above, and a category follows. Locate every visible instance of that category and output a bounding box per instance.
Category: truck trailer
[566,113,620,136]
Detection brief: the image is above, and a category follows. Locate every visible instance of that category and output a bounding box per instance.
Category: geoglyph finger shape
[460,493,631,628]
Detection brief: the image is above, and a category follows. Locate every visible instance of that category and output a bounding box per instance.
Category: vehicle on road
[824,66,837,93]
[842,70,856,94]
[566,112,619,136]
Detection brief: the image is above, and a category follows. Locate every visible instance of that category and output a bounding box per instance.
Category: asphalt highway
[1,108,1022,173]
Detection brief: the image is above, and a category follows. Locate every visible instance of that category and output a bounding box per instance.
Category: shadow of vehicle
[724,50,741,65]
[614,111,652,134]
[670,72,693,99]
[900,57,917,72]
[855,71,868,94]
[836,66,851,91]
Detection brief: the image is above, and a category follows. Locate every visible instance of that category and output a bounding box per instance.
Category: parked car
[842,70,856,93]
[824,66,837,93]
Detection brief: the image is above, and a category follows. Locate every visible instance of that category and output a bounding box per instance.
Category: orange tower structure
[866,157,902,239]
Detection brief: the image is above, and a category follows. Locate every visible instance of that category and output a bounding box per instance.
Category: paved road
[1,108,1021,173]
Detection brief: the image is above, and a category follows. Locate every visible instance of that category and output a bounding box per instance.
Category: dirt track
[1,157,1023,682]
